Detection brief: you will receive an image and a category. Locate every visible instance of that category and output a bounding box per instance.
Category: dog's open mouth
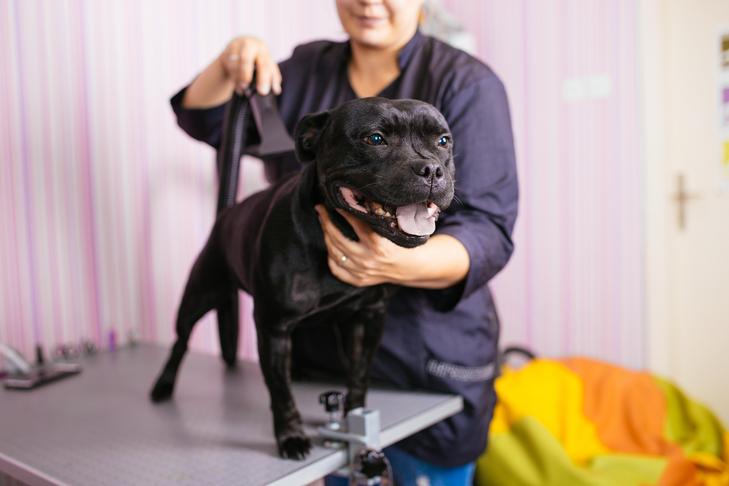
[339,186,441,237]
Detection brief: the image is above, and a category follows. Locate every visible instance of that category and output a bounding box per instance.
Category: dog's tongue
[396,202,439,236]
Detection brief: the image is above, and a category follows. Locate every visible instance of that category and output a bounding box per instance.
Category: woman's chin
[345,22,396,48]
[350,31,388,46]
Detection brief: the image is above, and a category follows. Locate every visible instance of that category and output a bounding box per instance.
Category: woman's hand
[219,36,282,96]
[316,205,406,287]
[183,36,281,108]
[315,205,470,289]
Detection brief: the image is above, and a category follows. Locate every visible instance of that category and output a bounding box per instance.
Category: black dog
[150,97,455,460]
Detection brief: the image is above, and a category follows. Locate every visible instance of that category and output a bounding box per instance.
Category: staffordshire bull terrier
[150,97,455,459]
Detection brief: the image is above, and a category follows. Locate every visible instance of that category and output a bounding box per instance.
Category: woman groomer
[172,0,518,483]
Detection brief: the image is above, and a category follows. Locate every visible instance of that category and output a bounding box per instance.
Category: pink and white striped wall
[442,0,644,368]
[0,1,644,369]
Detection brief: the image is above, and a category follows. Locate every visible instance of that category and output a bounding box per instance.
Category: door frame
[639,0,673,377]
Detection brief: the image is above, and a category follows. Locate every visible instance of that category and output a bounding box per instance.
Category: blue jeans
[324,445,476,486]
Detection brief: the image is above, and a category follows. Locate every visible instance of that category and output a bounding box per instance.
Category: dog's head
[294,97,455,248]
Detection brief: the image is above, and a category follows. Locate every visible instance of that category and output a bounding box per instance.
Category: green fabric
[476,417,665,486]
[589,454,667,485]
[656,377,725,458]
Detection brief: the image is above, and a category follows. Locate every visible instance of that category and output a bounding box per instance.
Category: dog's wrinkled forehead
[293,97,451,164]
[331,98,449,138]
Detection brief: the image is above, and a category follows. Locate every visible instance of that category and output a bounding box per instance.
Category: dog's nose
[412,162,444,181]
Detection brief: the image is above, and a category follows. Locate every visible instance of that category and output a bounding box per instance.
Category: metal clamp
[318,391,392,484]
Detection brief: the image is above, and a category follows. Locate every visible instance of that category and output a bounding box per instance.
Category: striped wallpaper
[0,0,643,369]
[442,0,644,368]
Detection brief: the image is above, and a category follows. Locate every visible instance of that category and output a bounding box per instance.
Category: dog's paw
[277,432,312,460]
[149,378,174,403]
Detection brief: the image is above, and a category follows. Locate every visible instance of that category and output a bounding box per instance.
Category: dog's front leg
[257,330,312,459]
[344,305,386,413]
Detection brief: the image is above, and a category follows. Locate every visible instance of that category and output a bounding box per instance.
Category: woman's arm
[182,36,282,109]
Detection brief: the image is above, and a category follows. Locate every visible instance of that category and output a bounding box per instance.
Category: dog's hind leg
[150,238,226,403]
[216,290,239,369]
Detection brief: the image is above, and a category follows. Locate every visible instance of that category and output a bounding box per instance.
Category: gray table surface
[0,343,462,486]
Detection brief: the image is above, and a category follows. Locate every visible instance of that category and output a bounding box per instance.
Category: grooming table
[0,343,462,485]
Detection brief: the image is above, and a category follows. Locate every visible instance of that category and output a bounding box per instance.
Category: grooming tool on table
[1,342,81,391]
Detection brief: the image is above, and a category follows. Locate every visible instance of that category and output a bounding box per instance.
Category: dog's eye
[364,133,387,146]
[438,135,451,147]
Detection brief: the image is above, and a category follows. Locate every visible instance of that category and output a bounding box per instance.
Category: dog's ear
[294,111,330,163]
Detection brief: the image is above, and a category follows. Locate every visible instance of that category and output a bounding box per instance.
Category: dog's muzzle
[339,186,441,237]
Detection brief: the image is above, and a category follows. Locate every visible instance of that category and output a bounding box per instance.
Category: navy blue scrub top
[171,30,518,467]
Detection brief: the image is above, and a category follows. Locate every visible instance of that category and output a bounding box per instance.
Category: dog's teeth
[374,207,385,216]
[383,211,391,217]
